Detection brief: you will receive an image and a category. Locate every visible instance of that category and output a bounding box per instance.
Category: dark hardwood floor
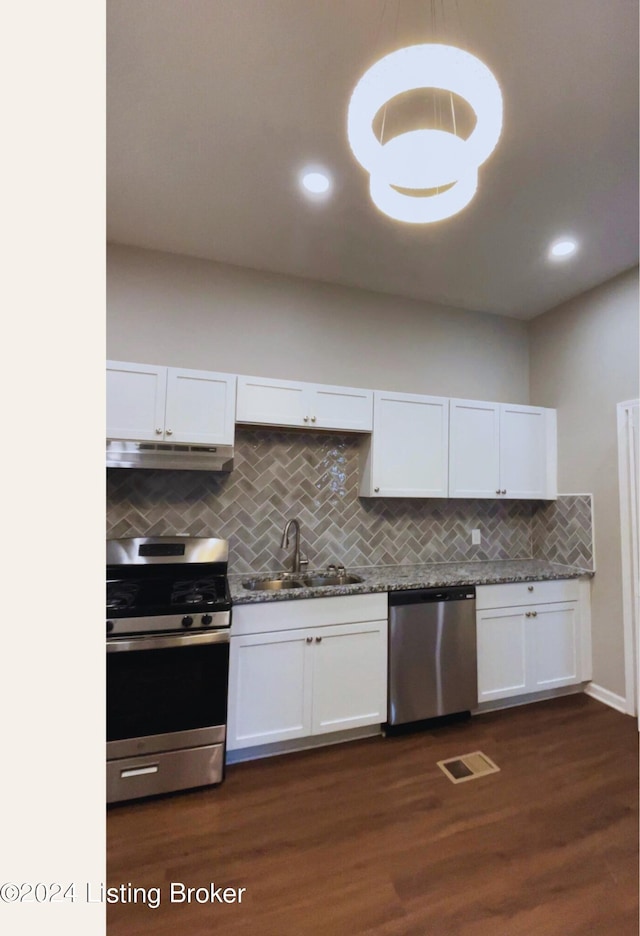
[107,694,639,935]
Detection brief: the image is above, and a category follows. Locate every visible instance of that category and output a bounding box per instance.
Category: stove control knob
[182,616,194,628]
[201,614,213,626]
[106,620,114,633]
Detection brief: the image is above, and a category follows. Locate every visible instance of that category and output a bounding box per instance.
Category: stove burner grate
[107,581,139,611]
[171,578,222,607]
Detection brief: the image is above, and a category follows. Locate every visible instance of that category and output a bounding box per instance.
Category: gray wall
[107,244,530,402]
[530,266,639,700]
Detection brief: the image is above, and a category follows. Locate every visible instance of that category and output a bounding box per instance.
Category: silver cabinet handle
[303,416,309,422]
[315,636,322,643]
[166,428,173,435]
[528,585,534,592]
[156,428,163,434]
[305,636,313,644]
[501,489,506,495]
[374,487,380,493]
[121,764,159,779]
[311,416,316,422]
[532,611,537,617]
[525,611,531,617]
[495,489,501,495]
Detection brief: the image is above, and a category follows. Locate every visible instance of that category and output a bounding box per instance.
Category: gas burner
[171,578,220,607]
[107,581,139,611]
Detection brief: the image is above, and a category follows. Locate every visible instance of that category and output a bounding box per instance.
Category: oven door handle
[107,630,230,653]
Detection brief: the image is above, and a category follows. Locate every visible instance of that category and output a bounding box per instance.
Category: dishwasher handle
[388,586,476,607]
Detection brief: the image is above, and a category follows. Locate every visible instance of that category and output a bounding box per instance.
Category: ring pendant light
[347,37,503,223]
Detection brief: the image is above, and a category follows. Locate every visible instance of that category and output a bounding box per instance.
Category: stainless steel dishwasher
[387,586,477,728]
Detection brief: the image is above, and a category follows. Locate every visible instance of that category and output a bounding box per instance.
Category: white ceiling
[107,0,639,320]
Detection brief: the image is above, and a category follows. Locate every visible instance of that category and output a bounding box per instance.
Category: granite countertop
[229,559,593,605]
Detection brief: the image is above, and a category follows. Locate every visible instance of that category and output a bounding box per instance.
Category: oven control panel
[106,610,230,637]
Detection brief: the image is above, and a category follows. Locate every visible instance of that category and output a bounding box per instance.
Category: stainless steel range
[106,536,231,804]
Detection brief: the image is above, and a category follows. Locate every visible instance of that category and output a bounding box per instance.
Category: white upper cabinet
[449,399,557,500]
[107,360,236,445]
[163,368,236,445]
[500,403,556,499]
[448,400,500,498]
[235,376,307,428]
[312,384,373,431]
[107,361,167,442]
[235,375,373,432]
[360,391,449,497]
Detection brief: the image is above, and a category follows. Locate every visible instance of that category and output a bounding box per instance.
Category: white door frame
[616,399,640,718]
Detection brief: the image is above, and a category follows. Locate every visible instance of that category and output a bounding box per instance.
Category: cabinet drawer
[476,579,579,610]
[232,593,388,636]
[107,744,224,803]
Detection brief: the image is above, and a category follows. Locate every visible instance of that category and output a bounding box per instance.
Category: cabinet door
[311,384,373,432]
[311,621,387,734]
[106,361,168,442]
[476,608,528,703]
[236,376,309,428]
[529,602,579,690]
[449,399,500,498]
[227,630,312,750]
[500,404,556,499]
[165,368,236,445]
[366,391,449,496]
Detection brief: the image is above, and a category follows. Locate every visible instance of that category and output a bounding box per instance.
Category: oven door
[107,630,230,761]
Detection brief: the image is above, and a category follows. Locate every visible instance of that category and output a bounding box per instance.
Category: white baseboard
[584,682,629,715]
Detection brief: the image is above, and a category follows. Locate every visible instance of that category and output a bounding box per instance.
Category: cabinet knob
[166,428,173,435]
[532,611,537,617]
[495,489,501,495]
[303,416,309,423]
[501,489,506,495]
[374,487,380,493]
[156,428,163,434]
[311,416,316,423]
[305,636,313,644]
[528,585,534,592]
[315,636,322,643]
[525,611,531,617]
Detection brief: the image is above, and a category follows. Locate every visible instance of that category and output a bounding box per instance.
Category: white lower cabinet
[476,579,590,705]
[530,603,580,691]
[310,622,387,734]
[228,629,313,747]
[227,595,388,753]
[476,607,528,701]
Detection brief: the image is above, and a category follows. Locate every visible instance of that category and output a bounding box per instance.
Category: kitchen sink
[300,573,363,587]
[242,576,303,591]
[242,571,363,591]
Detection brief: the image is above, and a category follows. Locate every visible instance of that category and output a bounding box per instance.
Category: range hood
[106,439,234,472]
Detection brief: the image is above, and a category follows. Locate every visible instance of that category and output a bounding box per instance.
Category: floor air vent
[437,751,500,784]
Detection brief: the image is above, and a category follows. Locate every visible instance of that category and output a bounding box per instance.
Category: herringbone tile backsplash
[106,427,593,573]
[532,494,594,570]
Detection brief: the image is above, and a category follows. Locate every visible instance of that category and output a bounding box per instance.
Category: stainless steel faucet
[280,518,308,573]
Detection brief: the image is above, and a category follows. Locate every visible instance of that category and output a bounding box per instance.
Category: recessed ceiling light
[549,238,578,260]
[300,169,331,196]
